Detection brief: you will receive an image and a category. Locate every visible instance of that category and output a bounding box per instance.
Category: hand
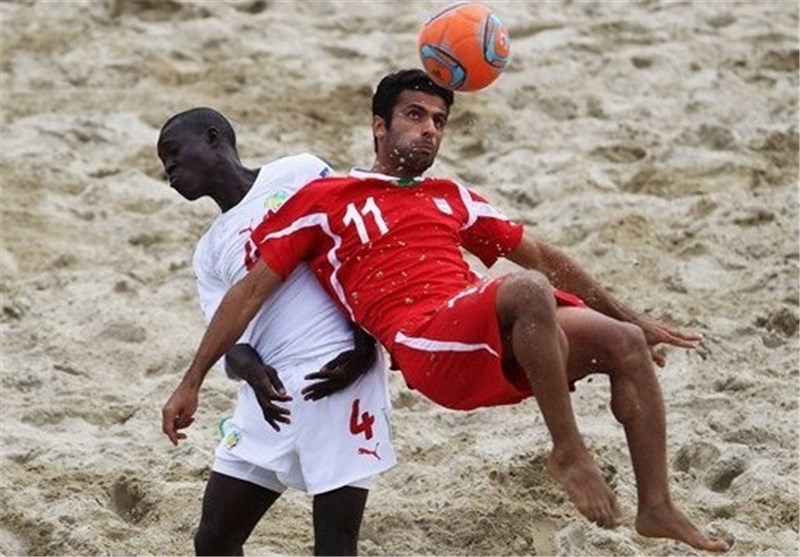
[224,344,292,431]
[301,349,372,401]
[243,364,293,431]
[631,313,703,367]
[162,382,199,446]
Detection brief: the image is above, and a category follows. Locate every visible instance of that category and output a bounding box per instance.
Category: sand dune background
[1,1,798,555]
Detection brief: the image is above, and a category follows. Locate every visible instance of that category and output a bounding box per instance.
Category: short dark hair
[371,68,454,128]
[159,107,238,151]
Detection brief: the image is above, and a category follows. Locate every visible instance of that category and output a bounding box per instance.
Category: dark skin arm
[506,233,702,366]
[301,326,378,401]
[224,343,292,431]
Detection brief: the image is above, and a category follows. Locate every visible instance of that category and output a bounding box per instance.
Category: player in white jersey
[157,107,395,556]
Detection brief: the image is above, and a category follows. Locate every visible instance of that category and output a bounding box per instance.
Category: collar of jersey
[349,167,424,187]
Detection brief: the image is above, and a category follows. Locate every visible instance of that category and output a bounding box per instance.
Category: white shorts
[212,352,396,495]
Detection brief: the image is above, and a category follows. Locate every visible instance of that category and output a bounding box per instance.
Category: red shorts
[390,278,586,411]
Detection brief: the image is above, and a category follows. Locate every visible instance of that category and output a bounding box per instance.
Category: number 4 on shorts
[349,398,374,440]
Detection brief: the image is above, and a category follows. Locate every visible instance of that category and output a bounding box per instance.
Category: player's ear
[206,126,220,148]
[372,115,387,140]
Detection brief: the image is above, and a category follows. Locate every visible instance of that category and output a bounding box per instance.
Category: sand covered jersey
[249,168,524,354]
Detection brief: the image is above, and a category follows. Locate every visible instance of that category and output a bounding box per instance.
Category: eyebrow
[157,137,177,150]
[403,102,448,118]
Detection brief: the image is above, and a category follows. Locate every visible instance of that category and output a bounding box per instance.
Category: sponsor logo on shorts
[218,417,242,450]
[223,428,241,450]
[358,442,381,461]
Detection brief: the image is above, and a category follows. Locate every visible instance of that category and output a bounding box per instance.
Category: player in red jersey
[175,70,728,552]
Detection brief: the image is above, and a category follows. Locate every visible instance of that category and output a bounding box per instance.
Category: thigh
[313,485,368,524]
[294,358,396,495]
[312,486,368,554]
[555,306,630,383]
[199,471,282,537]
[392,278,530,410]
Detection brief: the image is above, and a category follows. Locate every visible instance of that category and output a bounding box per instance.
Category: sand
[1,0,798,555]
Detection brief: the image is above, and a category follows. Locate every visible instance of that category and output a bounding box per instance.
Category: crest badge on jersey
[265,189,290,212]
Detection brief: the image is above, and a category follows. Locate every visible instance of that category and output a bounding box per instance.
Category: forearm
[352,326,377,369]
[181,262,279,390]
[224,343,264,381]
[539,244,633,320]
[508,237,635,321]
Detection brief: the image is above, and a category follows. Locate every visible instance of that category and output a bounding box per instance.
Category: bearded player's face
[381,90,448,177]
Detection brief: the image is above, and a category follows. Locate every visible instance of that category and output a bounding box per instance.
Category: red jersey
[250,168,523,352]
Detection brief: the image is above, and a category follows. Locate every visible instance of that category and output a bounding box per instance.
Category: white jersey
[193,154,352,369]
[192,153,395,495]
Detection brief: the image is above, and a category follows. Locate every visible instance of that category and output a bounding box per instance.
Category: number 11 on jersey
[343,197,389,244]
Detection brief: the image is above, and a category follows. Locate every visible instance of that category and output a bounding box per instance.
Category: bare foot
[636,503,729,552]
[547,450,620,528]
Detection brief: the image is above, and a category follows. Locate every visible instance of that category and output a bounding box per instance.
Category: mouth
[413,142,434,155]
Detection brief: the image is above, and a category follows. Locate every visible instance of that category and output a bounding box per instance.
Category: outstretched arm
[507,234,632,320]
[506,233,702,364]
[161,259,283,444]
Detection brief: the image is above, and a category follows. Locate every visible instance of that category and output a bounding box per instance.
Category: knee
[498,271,556,324]
[314,512,361,556]
[607,324,652,424]
[194,518,243,556]
[314,527,359,556]
[608,322,650,368]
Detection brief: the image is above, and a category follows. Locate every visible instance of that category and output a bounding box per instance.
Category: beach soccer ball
[418,2,510,92]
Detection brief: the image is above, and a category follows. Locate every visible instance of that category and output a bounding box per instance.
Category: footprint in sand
[704,454,748,492]
[99,321,148,343]
[109,476,156,524]
[674,441,721,473]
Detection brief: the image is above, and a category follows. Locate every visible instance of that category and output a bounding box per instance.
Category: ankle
[549,443,590,467]
[637,497,674,515]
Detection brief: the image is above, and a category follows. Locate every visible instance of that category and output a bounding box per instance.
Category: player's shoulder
[426,175,493,209]
[426,175,472,195]
[300,172,354,191]
[262,153,331,175]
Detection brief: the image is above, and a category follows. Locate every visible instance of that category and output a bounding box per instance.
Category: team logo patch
[264,189,290,211]
[433,197,453,215]
[218,417,242,450]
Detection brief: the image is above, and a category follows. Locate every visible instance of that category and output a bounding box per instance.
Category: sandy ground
[1,0,798,555]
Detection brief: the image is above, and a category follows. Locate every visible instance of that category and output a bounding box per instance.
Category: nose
[420,116,437,137]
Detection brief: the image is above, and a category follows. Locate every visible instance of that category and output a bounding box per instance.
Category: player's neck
[214,165,259,213]
[370,160,418,181]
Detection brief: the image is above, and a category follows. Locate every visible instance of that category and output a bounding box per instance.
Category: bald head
[159,107,238,152]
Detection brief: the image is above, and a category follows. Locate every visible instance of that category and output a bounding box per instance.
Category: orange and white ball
[418,2,511,92]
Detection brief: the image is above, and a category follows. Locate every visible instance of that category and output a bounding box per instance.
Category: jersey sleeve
[458,186,523,268]
[250,181,326,278]
[290,153,332,183]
